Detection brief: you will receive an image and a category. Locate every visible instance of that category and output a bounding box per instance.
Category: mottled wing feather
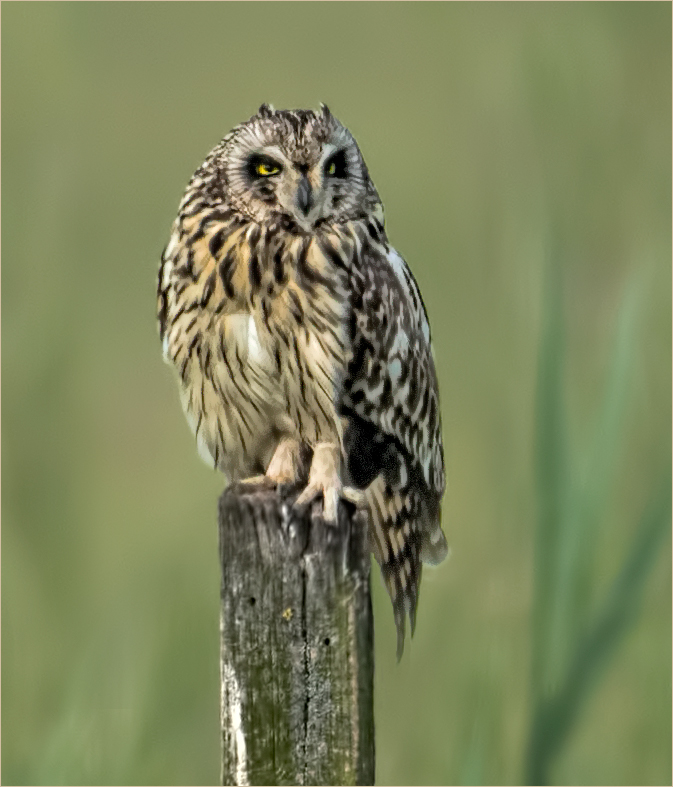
[341,239,447,656]
[344,244,445,495]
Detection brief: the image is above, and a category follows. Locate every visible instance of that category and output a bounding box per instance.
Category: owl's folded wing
[341,243,445,500]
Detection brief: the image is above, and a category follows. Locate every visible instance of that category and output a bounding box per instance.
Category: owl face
[219,105,378,231]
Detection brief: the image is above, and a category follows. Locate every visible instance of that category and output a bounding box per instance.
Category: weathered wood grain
[219,482,375,786]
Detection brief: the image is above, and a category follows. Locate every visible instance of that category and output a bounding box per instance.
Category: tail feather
[365,475,446,658]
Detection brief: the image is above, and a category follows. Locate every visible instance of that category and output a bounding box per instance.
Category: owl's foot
[295,442,354,525]
[265,438,307,485]
[238,439,308,489]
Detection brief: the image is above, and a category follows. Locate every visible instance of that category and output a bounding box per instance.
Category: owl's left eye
[248,155,282,178]
[256,162,280,177]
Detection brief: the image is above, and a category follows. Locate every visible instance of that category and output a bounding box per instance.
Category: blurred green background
[3,3,670,785]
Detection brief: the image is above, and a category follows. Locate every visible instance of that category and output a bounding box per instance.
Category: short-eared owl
[158,104,447,656]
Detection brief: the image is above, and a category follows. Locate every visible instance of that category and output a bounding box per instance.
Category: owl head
[210,104,382,231]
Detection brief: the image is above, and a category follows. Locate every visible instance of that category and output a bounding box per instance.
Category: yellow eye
[325,151,346,177]
[256,161,279,177]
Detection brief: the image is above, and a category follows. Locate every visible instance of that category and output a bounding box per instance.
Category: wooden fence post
[218,481,375,786]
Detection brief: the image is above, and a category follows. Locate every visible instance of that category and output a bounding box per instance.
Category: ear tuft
[258,103,275,118]
[320,103,333,120]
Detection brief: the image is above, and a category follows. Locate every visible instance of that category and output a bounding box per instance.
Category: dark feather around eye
[325,149,348,178]
[247,153,282,179]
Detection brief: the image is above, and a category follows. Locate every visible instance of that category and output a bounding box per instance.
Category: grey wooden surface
[219,482,375,786]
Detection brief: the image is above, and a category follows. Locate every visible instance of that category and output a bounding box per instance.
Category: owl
[158,104,448,656]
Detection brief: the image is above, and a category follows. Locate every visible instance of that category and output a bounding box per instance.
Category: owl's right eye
[324,149,348,178]
[248,155,282,178]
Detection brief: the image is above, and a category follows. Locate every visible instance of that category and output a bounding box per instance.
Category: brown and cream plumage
[158,104,447,655]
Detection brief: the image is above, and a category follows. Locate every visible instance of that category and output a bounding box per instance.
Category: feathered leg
[240,437,309,486]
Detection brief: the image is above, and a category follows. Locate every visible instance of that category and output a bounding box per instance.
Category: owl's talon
[294,442,342,525]
[323,486,340,524]
[239,474,274,487]
[341,486,366,507]
[294,482,340,525]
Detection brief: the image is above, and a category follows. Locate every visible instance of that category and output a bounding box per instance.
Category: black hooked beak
[296,174,313,216]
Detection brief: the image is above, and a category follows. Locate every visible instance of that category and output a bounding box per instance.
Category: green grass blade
[527,264,665,785]
[531,247,570,701]
[566,276,644,637]
[526,469,671,784]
